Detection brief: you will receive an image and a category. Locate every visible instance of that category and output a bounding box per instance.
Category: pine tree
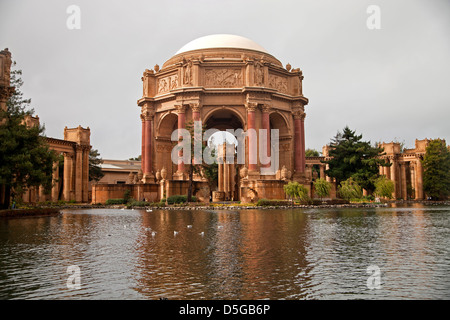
[0,63,57,209]
[323,126,389,193]
[422,139,450,200]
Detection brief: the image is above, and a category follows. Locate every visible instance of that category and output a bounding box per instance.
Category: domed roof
[175,34,268,55]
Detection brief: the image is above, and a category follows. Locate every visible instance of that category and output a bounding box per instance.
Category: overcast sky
[1,0,449,159]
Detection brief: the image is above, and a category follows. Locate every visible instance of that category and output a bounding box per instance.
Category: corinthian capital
[293,109,306,120]
[174,104,186,114]
[190,103,200,113]
[261,104,272,113]
[245,102,258,112]
[141,103,155,121]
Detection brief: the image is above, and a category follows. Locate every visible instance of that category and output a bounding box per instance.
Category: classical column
[218,162,223,192]
[390,157,397,199]
[415,157,424,200]
[320,165,325,179]
[176,105,186,175]
[51,161,59,202]
[75,145,83,202]
[401,162,407,200]
[246,102,258,172]
[63,153,72,201]
[39,186,45,202]
[261,104,271,168]
[82,146,90,202]
[191,103,200,122]
[140,114,146,173]
[142,105,154,179]
[410,162,416,199]
[293,110,306,173]
[325,163,332,182]
[383,164,390,179]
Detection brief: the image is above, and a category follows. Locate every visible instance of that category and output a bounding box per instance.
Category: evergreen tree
[422,139,450,200]
[0,63,57,209]
[323,126,389,193]
[89,149,104,182]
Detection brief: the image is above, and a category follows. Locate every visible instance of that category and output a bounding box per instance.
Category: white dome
[175,34,268,55]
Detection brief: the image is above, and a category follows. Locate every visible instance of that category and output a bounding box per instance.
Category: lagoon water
[0,204,449,300]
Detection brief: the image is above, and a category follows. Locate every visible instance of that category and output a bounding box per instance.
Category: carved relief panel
[268,74,288,94]
[157,74,179,94]
[205,68,243,88]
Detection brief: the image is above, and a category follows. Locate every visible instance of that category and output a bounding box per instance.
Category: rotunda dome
[175,34,268,55]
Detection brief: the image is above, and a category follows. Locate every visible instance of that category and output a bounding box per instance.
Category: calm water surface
[0,204,449,300]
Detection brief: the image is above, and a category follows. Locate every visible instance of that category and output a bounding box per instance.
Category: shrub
[106,198,126,205]
[338,178,362,201]
[161,195,197,205]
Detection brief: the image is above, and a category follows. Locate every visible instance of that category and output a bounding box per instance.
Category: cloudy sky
[1,0,449,159]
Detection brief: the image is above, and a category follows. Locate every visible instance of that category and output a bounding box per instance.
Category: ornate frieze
[269,74,288,94]
[205,68,242,88]
[157,74,178,94]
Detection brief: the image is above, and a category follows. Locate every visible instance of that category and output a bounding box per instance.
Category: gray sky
[1,0,449,159]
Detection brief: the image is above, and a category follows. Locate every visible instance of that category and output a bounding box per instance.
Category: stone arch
[155,111,178,177]
[269,110,292,174]
[203,106,246,131]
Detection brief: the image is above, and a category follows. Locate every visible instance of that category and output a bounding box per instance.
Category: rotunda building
[137,34,309,202]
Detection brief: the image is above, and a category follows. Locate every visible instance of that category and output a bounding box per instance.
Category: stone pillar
[293,110,306,174]
[320,165,325,180]
[142,105,154,180]
[140,114,146,173]
[51,161,59,202]
[410,162,416,199]
[176,105,186,176]
[401,162,407,200]
[261,104,271,168]
[39,185,45,202]
[246,102,258,172]
[390,158,397,199]
[325,163,332,182]
[416,158,424,200]
[383,165,390,178]
[218,162,223,192]
[75,146,83,202]
[191,103,200,122]
[63,153,72,201]
[82,146,89,202]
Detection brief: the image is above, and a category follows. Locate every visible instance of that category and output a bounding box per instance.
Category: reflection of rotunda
[137,34,309,202]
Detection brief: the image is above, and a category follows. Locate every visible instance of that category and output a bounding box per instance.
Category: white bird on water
[199,232,204,236]
[187,225,192,229]
[151,231,157,237]
[174,231,179,236]
[146,208,152,212]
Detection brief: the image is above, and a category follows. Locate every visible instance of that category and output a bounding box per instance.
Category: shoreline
[5,200,449,213]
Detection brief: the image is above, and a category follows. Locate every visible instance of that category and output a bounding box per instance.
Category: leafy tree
[305,148,320,157]
[338,178,362,201]
[314,178,332,200]
[283,181,310,204]
[89,148,104,182]
[422,139,450,200]
[323,126,389,193]
[0,63,57,209]
[373,176,395,199]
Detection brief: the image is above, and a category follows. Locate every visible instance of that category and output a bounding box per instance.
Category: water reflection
[0,206,449,300]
